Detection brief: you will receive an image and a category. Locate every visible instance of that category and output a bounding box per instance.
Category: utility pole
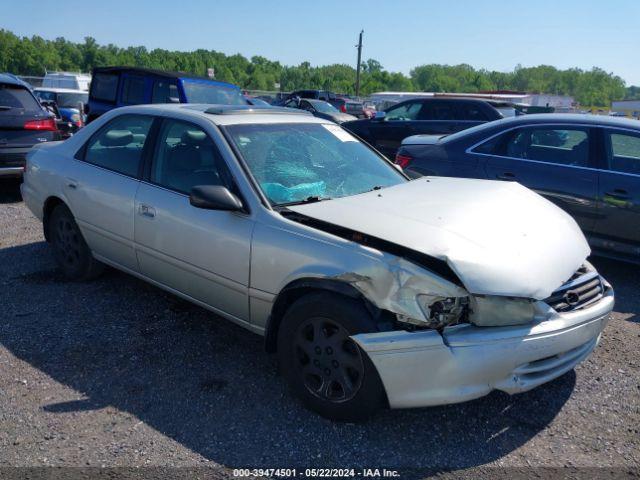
[355,30,364,98]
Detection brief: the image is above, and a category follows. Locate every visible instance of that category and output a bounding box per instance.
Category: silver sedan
[21,104,614,421]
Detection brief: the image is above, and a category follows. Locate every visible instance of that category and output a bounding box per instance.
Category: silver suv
[21,104,614,421]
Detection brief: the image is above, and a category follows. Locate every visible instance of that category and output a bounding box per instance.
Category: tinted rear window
[0,84,41,112]
[91,73,119,102]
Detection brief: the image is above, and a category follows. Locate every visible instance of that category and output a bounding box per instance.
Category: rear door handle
[139,204,156,218]
[605,189,630,200]
[496,172,516,181]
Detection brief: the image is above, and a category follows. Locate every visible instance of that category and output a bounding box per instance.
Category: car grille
[544,266,604,313]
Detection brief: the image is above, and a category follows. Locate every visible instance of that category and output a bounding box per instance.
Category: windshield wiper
[278,196,332,207]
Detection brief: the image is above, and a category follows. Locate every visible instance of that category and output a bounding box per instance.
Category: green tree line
[0,29,634,106]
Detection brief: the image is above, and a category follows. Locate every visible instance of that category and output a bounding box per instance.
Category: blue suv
[86,67,247,123]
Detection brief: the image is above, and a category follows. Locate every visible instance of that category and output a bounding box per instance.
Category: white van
[42,72,91,91]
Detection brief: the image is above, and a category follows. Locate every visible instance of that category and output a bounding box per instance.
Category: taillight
[24,118,57,131]
[395,153,413,169]
[340,104,347,113]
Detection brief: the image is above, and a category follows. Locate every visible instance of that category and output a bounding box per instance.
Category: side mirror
[373,111,386,121]
[189,185,244,211]
[168,96,180,104]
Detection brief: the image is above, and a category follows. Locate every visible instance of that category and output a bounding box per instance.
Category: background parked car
[277,89,367,118]
[86,67,247,123]
[395,114,640,263]
[34,87,88,133]
[283,97,357,124]
[245,96,271,106]
[42,71,91,91]
[342,97,504,158]
[0,73,61,178]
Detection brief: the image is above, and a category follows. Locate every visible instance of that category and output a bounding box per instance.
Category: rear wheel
[48,204,104,280]
[277,292,386,421]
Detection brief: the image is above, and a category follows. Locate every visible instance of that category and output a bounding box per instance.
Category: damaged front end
[282,210,540,331]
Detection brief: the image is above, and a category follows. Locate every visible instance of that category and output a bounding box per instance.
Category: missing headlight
[416,294,469,329]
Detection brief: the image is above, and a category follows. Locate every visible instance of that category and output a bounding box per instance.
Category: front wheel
[277,292,386,421]
[48,204,104,281]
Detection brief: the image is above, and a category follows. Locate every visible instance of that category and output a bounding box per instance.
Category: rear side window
[505,127,590,167]
[121,76,146,104]
[152,80,179,103]
[151,119,231,194]
[0,84,41,112]
[457,103,489,121]
[83,115,154,177]
[420,102,456,120]
[91,73,119,103]
[605,130,640,175]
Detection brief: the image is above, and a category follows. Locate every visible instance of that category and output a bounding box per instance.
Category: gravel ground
[0,178,638,479]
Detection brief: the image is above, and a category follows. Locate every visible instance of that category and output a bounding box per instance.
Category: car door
[413,100,462,135]
[482,125,599,234]
[66,114,154,271]
[592,128,640,256]
[368,100,424,157]
[134,117,254,321]
[119,74,148,106]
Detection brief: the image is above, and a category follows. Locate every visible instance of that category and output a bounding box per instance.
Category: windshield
[37,91,88,107]
[311,101,339,114]
[56,92,88,107]
[182,80,246,105]
[225,123,406,206]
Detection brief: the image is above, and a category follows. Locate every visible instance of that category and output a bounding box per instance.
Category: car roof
[92,66,240,89]
[109,103,329,126]
[34,87,88,94]
[491,113,640,129]
[442,113,640,145]
[0,73,31,88]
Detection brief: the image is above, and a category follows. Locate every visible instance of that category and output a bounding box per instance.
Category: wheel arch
[264,277,382,353]
[42,196,68,242]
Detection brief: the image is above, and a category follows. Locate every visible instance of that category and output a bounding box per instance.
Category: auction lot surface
[0,179,638,478]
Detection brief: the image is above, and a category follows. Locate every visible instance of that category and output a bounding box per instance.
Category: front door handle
[605,189,630,200]
[139,204,156,218]
[66,178,78,189]
[496,172,516,181]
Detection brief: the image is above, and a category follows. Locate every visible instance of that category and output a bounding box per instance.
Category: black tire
[48,204,104,281]
[277,292,386,421]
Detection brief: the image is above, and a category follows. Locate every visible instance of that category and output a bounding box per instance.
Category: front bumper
[353,283,614,409]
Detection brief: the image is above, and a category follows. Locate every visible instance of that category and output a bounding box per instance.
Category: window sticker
[322,123,357,142]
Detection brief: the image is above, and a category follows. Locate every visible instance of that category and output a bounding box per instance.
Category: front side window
[151,119,231,194]
[385,101,423,121]
[121,76,146,104]
[605,130,640,175]
[83,115,153,177]
[91,73,119,103]
[182,80,246,105]
[225,122,405,205]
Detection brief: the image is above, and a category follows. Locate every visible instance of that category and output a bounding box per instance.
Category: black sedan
[282,98,357,124]
[342,97,504,158]
[395,113,640,263]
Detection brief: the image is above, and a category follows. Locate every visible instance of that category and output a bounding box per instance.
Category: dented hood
[288,177,590,299]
